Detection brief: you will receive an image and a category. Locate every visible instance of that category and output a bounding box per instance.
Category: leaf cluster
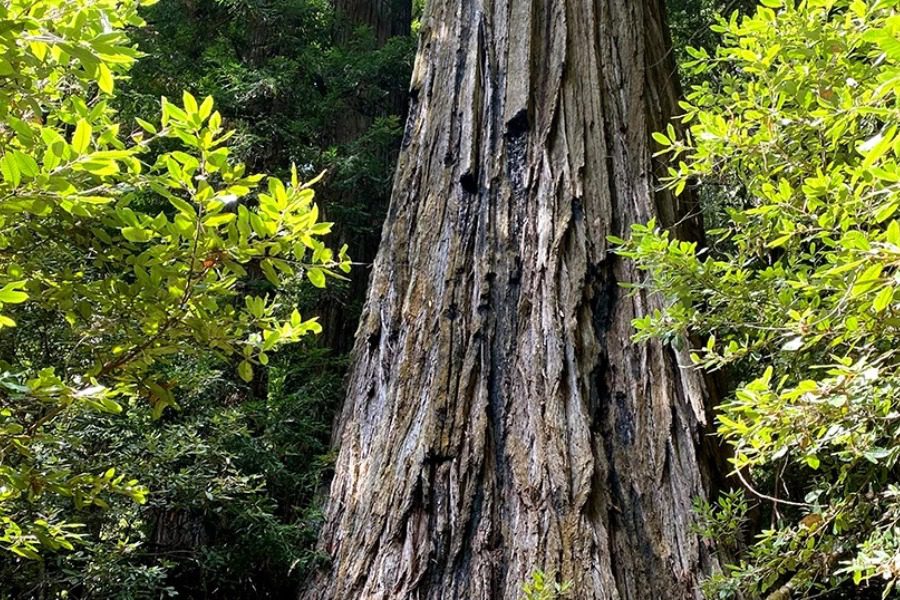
[617,0,900,596]
[0,0,342,562]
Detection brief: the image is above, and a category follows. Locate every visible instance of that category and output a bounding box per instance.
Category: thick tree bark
[308,0,718,598]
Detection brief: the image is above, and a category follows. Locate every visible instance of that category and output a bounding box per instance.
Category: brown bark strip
[307,1,718,598]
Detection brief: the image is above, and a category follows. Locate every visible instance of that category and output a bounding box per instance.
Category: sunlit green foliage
[0,0,345,563]
[521,571,573,600]
[618,0,900,597]
[119,0,414,231]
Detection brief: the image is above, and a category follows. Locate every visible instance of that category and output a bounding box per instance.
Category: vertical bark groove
[307,1,717,598]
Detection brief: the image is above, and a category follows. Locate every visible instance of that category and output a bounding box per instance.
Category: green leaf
[874,286,894,313]
[203,213,235,227]
[97,62,114,94]
[168,196,196,218]
[875,202,898,223]
[768,233,792,248]
[81,160,118,176]
[0,281,28,304]
[135,118,157,134]
[182,90,198,114]
[888,220,900,246]
[13,151,39,177]
[260,259,280,285]
[121,227,151,242]
[852,264,884,297]
[1,154,21,187]
[199,96,214,120]
[861,126,895,169]
[72,119,92,154]
[651,131,671,147]
[307,268,326,288]
[237,360,253,382]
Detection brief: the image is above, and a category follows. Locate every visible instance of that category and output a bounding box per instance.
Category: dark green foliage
[0,0,413,597]
[0,352,342,598]
[119,0,414,224]
[668,0,758,77]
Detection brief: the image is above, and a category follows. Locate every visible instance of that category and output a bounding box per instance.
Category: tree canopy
[0,0,347,586]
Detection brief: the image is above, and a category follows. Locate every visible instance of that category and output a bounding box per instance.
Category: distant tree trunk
[318,0,412,354]
[307,0,720,598]
[334,0,413,45]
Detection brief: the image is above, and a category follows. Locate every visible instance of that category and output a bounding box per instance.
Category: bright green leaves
[0,281,28,329]
[0,281,28,305]
[851,264,883,298]
[97,62,115,94]
[239,296,323,382]
[0,154,21,188]
[873,285,895,313]
[0,0,144,129]
[859,126,896,170]
[120,226,152,242]
[0,0,344,562]
[616,0,900,597]
[71,119,92,154]
[307,268,326,288]
[652,131,673,147]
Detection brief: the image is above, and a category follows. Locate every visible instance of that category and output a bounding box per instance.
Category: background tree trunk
[317,0,413,354]
[334,0,413,45]
[308,0,719,598]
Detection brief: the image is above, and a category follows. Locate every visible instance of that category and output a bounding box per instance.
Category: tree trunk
[334,0,413,45]
[317,0,412,354]
[308,0,719,598]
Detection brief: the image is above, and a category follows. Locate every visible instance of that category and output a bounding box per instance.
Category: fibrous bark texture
[309,0,718,598]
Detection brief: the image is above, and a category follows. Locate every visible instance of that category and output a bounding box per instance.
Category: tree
[0,0,345,563]
[334,0,412,44]
[318,0,414,352]
[619,0,900,597]
[307,1,721,598]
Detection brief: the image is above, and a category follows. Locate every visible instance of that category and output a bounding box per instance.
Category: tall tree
[318,0,414,352]
[334,0,412,44]
[309,0,720,598]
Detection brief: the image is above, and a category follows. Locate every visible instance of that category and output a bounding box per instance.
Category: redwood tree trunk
[308,0,718,598]
[318,0,412,354]
[334,0,413,45]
